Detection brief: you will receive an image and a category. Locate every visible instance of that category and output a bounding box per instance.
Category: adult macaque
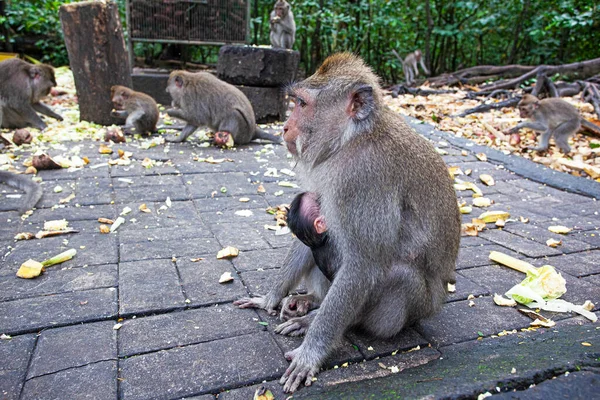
[165,70,281,145]
[234,53,460,392]
[403,50,429,86]
[0,58,62,130]
[0,171,43,213]
[110,85,159,135]
[509,94,580,153]
[270,0,296,49]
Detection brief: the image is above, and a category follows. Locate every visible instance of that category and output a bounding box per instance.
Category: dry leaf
[16,259,44,279]
[257,184,266,194]
[493,293,517,307]
[190,257,204,262]
[139,203,151,213]
[476,153,487,162]
[479,174,495,186]
[35,228,78,239]
[478,210,510,223]
[546,238,562,248]
[219,271,234,283]
[548,226,572,234]
[99,225,110,234]
[98,217,114,224]
[217,246,239,259]
[98,144,113,154]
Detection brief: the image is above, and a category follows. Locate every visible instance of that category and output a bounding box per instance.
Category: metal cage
[126,0,250,65]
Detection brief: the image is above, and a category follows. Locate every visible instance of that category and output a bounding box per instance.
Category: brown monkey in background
[401,49,429,86]
[235,53,460,392]
[270,0,296,49]
[0,58,62,130]
[509,94,581,153]
[165,70,281,145]
[110,85,159,135]
[0,171,43,213]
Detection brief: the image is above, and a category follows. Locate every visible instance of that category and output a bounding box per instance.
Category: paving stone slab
[118,224,212,244]
[119,332,287,400]
[186,172,257,199]
[491,368,600,399]
[534,251,600,277]
[210,222,271,251]
[231,248,285,272]
[502,222,594,254]
[417,298,531,346]
[109,162,181,177]
[218,346,441,400]
[119,236,220,262]
[114,184,191,204]
[118,304,260,357]
[28,320,117,378]
[582,273,600,287]
[201,206,274,225]
[0,334,36,371]
[0,263,117,301]
[177,258,247,306]
[193,195,268,213]
[448,272,490,302]
[461,264,600,312]
[119,259,186,315]
[111,174,184,188]
[0,287,117,335]
[457,244,521,270]
[239,268,282,296]
[260,229,295,249]
[24,204,117,224]
[347,327,429,360]
[569,230,600,248]
[21,360,117,400]
[480,229,561,258]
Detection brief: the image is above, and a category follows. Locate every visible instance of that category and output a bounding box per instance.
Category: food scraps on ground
[16,249,77,279]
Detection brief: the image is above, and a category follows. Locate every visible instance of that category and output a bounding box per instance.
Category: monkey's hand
[508,127,520,134]
[280,345,320,393]
[274,312,316,337]
[280,294,318,321]
[233,295,278,315]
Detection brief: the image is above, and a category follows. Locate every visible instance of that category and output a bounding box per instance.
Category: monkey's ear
[175,76,184,88]
[29,67,41,80]
[347,85,374,121]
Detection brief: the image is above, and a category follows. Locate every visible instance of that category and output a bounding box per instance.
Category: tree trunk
[59,1,132,125]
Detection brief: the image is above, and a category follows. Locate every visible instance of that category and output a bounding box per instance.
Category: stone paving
[1,120,599,400]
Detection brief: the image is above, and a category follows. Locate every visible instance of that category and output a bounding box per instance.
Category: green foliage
[3,0,74,65]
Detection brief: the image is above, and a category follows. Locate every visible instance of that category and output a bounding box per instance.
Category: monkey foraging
[234,53,460,393]
[0,58,63,130]
[165,70,281,145]
[110,85,159,135]
[270,0,296,49]
[510,94,581,153]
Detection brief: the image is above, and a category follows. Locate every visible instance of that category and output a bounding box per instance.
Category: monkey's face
[284,88,316,156]
[275,5,287,18]
[111,86,130,110]
[30,66,56,100]
[166,74,184,105]
[518,102,537,119]
[288,192,328,249]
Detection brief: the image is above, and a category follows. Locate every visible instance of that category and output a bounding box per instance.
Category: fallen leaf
[257,184,266,193]
[98,144,113,154]
[546,238,562,248]
[16,259,44,279]
[219,271,234,283]
[99,225,110,234]
[493,293,517,307]
[476,153,487,162]
[479,210,510,223]
[190,258,204,262]
[139,203,151,213]
[548,225,572,234]
[217,246,239,259]
[479,174,495,186]
[98,217,114,224]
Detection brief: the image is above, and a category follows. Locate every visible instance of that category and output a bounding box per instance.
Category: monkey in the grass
[0,58,62,130]
[235,53,460,392]
[110,85,159,135]
[0,171,42,213]
[165,70,281,146]
[510,94,585,153]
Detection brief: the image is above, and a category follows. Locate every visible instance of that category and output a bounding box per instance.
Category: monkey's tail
[581,119,600,136]
[0,171,43,213]
[254,128,283,144]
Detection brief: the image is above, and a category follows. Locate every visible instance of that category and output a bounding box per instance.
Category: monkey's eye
[296,97,307,108]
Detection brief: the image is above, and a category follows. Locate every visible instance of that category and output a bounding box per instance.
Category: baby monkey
[280,192,334,324]
[510,94,580,153]
[110,85,159,135]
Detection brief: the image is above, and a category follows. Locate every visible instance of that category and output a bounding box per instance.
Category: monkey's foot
[527,146,548,153]
[274,313,315,336]
[280,347,320,393]
[233,295,277,315]
[280,294,318,321]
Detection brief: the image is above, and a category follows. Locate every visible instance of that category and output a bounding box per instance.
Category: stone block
[237,85,288,123]
[217,45,299,87]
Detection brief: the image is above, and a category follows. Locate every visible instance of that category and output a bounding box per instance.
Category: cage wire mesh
[127,0,250,45]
